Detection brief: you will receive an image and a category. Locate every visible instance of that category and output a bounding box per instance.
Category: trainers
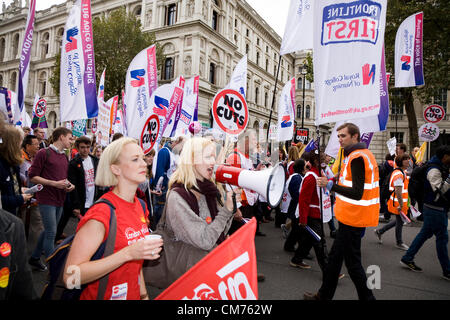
[257,273,265,282]
[281,224,289,239]
[396,243,409,251]
[338,273,345,280]
[303,292,321,300]
[374,229,383,244]
[290,259,311,269]
[400,259,423,272]
[330,230,337,239]
[442,273,450,281]
[28,257,47,272]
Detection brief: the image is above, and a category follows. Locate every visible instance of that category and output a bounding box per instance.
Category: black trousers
[318,222,375,300]
[293,217,328,271]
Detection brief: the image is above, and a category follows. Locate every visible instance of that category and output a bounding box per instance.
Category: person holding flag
[304,123,379,300]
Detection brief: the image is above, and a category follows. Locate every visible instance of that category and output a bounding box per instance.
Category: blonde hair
[288,146,300,162]
[95,137,138,187]
[168,137,215,191]
[0,124,24,166]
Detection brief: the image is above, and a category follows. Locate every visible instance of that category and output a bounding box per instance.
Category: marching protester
[0,125,33,215]
[305,123,379,300]
[401,145,450,280]
[33,127,47,150]
[374,154,411,250]
[28,127,75,271]
[64,137,164,300]
[379,153,395,223]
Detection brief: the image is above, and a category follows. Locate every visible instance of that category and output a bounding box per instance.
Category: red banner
[156,218,258,300]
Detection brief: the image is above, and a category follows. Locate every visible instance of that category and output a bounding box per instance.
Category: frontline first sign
[212,89,248,136]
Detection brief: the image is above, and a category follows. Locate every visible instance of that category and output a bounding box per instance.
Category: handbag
[143,190,209,289]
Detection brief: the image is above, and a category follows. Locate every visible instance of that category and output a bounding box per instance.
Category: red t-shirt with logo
[76,190,150,300]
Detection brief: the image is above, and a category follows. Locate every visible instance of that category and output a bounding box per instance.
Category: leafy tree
[385,0,450,149]
[50,7,165,103]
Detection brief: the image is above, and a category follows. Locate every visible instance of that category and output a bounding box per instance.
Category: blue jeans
[402,205,449,274]
[31,205,63,259]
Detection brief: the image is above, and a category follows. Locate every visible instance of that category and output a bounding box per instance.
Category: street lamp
[301,65,308,129]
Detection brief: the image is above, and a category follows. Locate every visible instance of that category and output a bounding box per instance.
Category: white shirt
[83,156,95,208]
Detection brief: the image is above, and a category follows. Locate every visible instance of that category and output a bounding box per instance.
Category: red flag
[155,218,258,300]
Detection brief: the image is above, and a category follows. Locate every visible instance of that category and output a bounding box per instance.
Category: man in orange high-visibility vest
[304,123,379,301]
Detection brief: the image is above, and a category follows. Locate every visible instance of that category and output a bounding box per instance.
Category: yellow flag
[332,147,343,175]
[415,142,427,163]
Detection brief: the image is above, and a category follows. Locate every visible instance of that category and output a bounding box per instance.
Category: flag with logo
[72,119,87,137]
[394,12,424,88]
[313,0,387,126]
[277,77,296,142]
[31,95,48,129]
[124,45,158,139]
[60,0,98,121]
[17,0,36,114]
[174,76,200,137]
[280,0,314,55]
[108,95,118,135]
[156,218,258,300]
[226,55,247,98]
[97,68,106,100]
[165,76,185,138]
[112,108,125,135]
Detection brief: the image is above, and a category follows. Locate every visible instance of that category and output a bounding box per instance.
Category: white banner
[97,99,111,147]
[313,0,387,126]
[98,68,105,100]
[280,0,314,55]
[394,12,424,88]
[60,0,98,121]
[124,45,158,139]
[174,76,199,137]
[226,55,247,98]
[113,108,125,135]
[277,78,296,141]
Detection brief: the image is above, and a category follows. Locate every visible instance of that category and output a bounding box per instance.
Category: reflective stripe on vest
[334,149,380,227]
[387,170,409,215]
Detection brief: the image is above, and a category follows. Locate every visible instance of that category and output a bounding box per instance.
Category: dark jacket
[424,155,450,211]
[67,154,103,214]
[0,208,36,299]
[287,174,303,219]
[0,157,24,215]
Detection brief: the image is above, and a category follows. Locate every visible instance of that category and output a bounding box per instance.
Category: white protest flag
[313,0,387,126]
[113,108,125,135]
[163,76,185,138]
[174,76,199,137]
[124,45,158,139]
[9,90,21,124]
[226,55,247,98]
[280,0,314,55]
[277,77,296,141]
[60,0,98,122]
[394,12,424,88]
[98,68,106,100]
[97,99,111,147]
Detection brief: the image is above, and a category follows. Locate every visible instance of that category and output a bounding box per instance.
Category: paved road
[30,214,450,300]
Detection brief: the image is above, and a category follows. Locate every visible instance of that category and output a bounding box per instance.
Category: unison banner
[280,0,314,55]
[313,0,387,126]
[124,45,158,139]
[174,76,199,137]
[156,218,258,300]
[277,77,296,142]
[60,0,98,121]
[17,0,36,113]
[394,12,424,87]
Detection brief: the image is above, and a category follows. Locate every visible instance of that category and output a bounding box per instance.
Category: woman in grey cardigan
[165,137,241,253]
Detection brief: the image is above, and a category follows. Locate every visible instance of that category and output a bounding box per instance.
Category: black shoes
[29,257,48,272]
[255,231,266,237]
[400,259,423,272]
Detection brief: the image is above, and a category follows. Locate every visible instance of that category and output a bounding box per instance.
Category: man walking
[304,123,379,300]
[28,127,75,271]
[401,145,450,280]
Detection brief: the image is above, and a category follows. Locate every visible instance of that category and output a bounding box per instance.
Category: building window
[297,77,303,89]
[56,28,64,50]
[163,57,174,80]
[265,59,268,71]
[255,87,259,104]
[0,38,5,62]
[246,29,249,37]
[0,74,3,87]
[212,11,218,31]
[305,79,311,90]
[297,105,302,118]
[256,52,260,66]
[12,34,20,58]
[41,32,50,59]
[390,90,404,120]
[434,88,448,114]
[245,43,249,55]
[390,132,404,143]
[265,91,268,107]
[166,4,177,26]
[257,38,260,46]
[209,63,216,84]
[305,105,311,119]
[235,19,238,27]
[39,71,47,96]
[10,72,17,91]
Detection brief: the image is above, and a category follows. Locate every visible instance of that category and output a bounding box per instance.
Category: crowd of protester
[0,115,449,300]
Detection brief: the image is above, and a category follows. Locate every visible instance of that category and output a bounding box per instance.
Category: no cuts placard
[212,89,248,136]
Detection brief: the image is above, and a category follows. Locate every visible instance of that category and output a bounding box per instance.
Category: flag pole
[316,126,325,241]
[266,55,282,152]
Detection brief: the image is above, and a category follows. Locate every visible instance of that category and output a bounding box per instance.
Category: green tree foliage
[385,0,449,149]
[50,7,165,103]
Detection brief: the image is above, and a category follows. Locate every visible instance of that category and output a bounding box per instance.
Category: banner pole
[316,126,325,240]
[266,55,282,151]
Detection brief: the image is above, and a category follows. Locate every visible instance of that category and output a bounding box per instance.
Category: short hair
[435,145,450,160]
[111,132,124,141]
[52,127,72,141]
[385,153,395,161]
[293,159,306,174]
[396,143,407,152]
[22,134,38,149]
[95,137,138,187]
[74,136,91,149]
[394,154,410,167]
[336,123,360,141]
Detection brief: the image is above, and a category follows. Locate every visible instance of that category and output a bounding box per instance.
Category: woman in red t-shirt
[64,138,163,300]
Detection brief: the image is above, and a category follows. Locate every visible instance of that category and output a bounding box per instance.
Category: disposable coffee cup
[145,234,162,240]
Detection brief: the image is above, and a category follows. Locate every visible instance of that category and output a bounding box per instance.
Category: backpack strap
[93,198,117,300]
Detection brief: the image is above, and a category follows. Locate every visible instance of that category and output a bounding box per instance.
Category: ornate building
[1,0,448,161]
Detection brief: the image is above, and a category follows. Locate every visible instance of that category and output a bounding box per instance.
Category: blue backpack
[41,198,146,300]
